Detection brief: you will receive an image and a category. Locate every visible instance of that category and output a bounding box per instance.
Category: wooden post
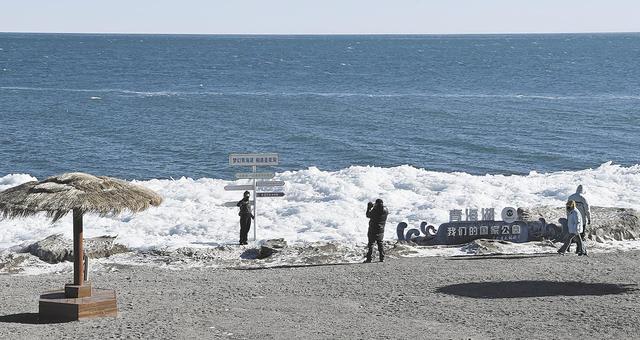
[65,208,90,298]
[73,208,84,286]
[253,165,257,241]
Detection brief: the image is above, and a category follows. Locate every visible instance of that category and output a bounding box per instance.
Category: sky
[1,0,639,35]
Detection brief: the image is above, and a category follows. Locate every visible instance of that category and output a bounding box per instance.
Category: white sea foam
[0,162,639,251]
[0,173,37,191]
[2,86,639,101]
[0,86,188,98]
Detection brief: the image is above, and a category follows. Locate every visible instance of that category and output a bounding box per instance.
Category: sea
[1,33,639,251]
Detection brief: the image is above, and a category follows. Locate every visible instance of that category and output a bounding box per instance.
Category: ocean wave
[2,86,639,100]
[0,86,191,97]
[0,173,37,191]
[1,162,639,250]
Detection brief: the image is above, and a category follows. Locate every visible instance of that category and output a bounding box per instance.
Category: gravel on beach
[1,250,639,340]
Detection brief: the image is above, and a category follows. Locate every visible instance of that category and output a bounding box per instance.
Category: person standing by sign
[568,184,591,239]
[364,199,389,263]
[558,200,587,256]
[237,191,254,245]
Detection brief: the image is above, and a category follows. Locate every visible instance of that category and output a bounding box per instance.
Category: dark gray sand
[1,251,639,340]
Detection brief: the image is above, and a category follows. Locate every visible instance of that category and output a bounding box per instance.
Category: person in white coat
[558,200,587,255]
[568,184,591,238]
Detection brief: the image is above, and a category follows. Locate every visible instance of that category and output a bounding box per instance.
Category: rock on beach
[26,234,129,263]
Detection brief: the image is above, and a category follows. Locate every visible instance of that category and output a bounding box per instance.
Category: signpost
[229,153,279,166]
[223,200,254,207]
[226,153,285,242]
[256,192,285,198]
[223,184,255,191]
[256,180,285,187]
[234,172,275,180]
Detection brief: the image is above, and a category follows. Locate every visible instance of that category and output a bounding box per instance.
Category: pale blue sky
[1,0,639,34]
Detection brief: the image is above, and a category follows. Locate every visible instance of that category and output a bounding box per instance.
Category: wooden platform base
[39,288,117,321]
[65,283,92,298]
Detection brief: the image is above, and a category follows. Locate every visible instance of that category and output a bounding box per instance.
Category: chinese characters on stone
[446,224,521,237]
[449,208,495,222]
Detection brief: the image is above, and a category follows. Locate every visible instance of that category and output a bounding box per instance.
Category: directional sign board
[229,153,279,166]
[223,200,254,207]
[256,192,285,198]
[256,180,285,187]
[228,152,281,242]
[224,184,255,191]
[235,172,275,180]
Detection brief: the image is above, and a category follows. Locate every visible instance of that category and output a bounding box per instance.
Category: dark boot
[576,234,587,256]
[364,242,373,263]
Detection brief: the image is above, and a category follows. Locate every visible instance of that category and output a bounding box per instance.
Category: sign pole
[253,165,257,241]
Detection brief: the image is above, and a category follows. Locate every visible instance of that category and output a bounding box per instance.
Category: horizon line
[1,30,639,36]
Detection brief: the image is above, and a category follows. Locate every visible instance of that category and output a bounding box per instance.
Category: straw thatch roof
[0,172,162,222]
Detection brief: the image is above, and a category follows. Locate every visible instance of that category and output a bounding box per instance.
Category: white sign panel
[224,184,255,191]
[256,180,285,187]
[235,172,275,179]
[223,200,254,207]
[256,192,285,198]
[229,153,279,166]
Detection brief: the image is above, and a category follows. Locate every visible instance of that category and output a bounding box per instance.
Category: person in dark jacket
[364,199,389,263]
[237,191,254,245]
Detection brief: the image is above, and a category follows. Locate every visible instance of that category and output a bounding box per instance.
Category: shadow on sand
[437,280,637,299]
[0,313,72,324]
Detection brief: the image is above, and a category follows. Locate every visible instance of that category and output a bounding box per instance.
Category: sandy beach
[1,249,639,339]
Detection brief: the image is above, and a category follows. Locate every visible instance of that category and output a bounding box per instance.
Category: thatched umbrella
[0,172,162,298]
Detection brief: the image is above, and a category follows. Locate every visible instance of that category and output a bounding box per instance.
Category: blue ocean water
[1,33,639,180]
